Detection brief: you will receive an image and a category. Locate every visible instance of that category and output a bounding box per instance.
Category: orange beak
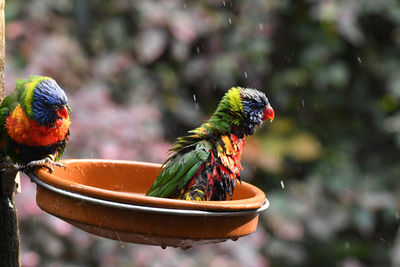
[263,105,274,122]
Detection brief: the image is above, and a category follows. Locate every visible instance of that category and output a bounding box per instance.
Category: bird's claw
[53,161,66,170]
[39,164,54,174]
[26,157,66,173]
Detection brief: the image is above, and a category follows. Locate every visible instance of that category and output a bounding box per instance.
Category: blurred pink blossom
[21,251,40,267]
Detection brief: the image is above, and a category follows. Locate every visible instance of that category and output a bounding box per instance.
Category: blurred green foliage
[5,0,400,266]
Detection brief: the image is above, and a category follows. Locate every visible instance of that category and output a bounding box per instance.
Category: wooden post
[0,0,4,101]
[0,1,21,266]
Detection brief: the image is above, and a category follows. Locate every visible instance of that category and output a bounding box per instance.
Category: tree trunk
[0,173,20,267]
[0,0,21,266]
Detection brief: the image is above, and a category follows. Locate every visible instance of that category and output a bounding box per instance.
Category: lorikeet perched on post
[146,87,274,201]
[0,75,71,172]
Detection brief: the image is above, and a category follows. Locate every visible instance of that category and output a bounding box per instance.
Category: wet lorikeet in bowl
[146,87,274,201]
[0,75,71,172]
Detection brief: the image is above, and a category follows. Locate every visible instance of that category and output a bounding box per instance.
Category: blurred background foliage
[4,0,400,266]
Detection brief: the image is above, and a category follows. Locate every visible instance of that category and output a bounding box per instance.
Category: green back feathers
[17,75,50,119]
[0,90,17,111]
[0,91,18,139]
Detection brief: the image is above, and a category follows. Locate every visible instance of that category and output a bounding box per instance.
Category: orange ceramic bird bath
[29,159,268,249]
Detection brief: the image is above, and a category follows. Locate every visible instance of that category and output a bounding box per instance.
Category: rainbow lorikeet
[0,75,71,172]
[146,87,274,201]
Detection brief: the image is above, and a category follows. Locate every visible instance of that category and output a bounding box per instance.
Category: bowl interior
[34,159,266,211]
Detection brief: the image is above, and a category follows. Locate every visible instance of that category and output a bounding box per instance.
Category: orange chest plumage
[5,104,71,147]
[217,133,245,177]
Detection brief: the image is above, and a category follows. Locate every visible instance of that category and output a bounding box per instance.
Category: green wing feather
[146,141,210,198]
[0,92,18,158]
[0,92,18,137]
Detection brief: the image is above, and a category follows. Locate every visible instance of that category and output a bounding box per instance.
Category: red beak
[263,105,274,122]
[57,106,69,119]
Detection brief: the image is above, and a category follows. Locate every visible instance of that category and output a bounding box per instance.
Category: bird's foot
[26,157,66,173]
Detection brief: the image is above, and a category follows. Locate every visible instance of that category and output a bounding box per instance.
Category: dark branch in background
[0,0,21,266]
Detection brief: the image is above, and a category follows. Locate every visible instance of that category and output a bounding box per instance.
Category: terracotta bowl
[29,159,268,249]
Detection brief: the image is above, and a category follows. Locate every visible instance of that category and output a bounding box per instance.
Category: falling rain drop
[228,18,232,24]
[244,72,248,79]
[183,3,187,9]
[280,180,285,189]
[196,46,200,54]
[259,23,264,30]
[357,57,362,63]
[194,94,199,110]
[222,0,226,6]
[301,99,305,108]
[345,241,350,249]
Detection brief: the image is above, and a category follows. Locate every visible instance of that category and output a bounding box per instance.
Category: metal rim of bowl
[29,172,269,217]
